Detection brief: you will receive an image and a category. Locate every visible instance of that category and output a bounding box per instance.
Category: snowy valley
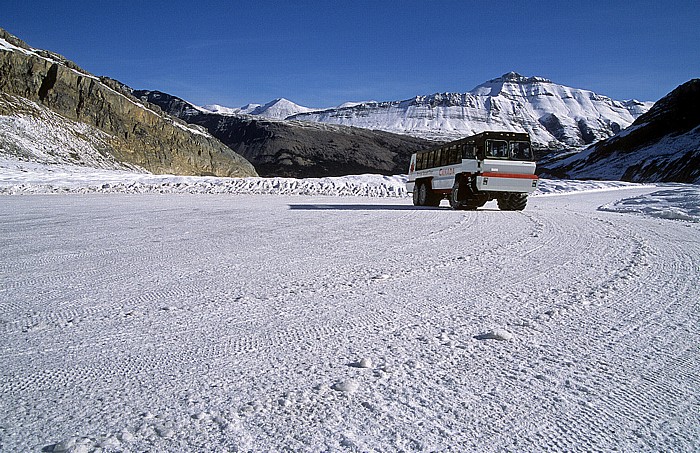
[1,24,699,453]
[0,167,698,451]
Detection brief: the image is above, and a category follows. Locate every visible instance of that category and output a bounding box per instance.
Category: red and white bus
[406,131,538,210]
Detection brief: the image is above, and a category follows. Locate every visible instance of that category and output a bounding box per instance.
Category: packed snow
[600,185,700,222]
[1,161,699,451]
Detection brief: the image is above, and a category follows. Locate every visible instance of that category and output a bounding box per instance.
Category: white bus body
[406,131,538,210]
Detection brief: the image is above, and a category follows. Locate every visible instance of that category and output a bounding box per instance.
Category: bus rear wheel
[497,193,528,211]
[415,182,440,207]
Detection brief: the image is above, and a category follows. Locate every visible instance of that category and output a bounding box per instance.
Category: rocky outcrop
[135,90,434,178]
[540,79,700,183]
[0,28,256,177]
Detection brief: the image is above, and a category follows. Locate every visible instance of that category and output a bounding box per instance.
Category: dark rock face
[541,79,700,183]
[0,28,256,177]
[135,90,435,178]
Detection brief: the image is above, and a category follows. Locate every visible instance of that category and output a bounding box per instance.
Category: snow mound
[332,379,360,393]
[349,358,373,368]
[475,329,514,341]
[599,186,700,222]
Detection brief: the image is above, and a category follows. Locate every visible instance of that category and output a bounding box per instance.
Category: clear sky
[3,1,699,108]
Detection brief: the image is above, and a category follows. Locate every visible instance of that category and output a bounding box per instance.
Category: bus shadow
[288,204,451,211]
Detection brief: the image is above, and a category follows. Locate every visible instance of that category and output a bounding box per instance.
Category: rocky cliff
[540,79,700,183]
[134,90,434,178]
[0,28,256,177]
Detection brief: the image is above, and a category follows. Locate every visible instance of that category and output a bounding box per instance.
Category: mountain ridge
[540,79,700,183]
[286,72,653,148]
[211,72,652,151]
[0,28,257,177]
[134,89,434,178]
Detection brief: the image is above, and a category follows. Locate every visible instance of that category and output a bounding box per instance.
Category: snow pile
[0,158,407,197]
[600,186,700,222]
[475,329,514,341]
[0,156,647,198]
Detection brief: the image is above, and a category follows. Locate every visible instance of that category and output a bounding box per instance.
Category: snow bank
[0,156,644,198]
[600,186,700,222]
[0,158,406,197]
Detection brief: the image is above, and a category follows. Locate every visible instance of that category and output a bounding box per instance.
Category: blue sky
[4,1,699,108]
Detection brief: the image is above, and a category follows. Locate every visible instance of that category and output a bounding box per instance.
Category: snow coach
[406,131,538,210]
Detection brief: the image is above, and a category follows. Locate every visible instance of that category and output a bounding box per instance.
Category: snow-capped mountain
[541,79,700,184]
[202,98,313,119]
[134,90,433,178]
[201,103,260,115]
[287,72,653,149]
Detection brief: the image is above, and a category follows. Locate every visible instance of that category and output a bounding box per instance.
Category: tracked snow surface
[1,162,699,451]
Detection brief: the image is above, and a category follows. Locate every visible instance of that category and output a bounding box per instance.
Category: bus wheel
[412,184,422,206]
[497,193,528,211]
[416,182,430,206]
[450,180,466,210]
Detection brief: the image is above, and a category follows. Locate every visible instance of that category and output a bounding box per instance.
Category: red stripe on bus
[481,172,538,179]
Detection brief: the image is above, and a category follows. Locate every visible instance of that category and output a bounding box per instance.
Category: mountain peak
[250,98,314,119]
[488,72,552,84]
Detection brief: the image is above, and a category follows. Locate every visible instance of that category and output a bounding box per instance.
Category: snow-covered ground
[1,164,699,451]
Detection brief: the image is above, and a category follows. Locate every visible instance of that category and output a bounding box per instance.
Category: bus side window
[427,151,435,168]
[440,148,449,166]
[435,149,442,167]
[463,144,475,159]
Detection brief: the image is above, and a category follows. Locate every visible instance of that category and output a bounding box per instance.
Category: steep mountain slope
[135,90,433,178]
[541,79,700,183]
[287,72,652,149]
[0,92,142,171]
[0,28,256,177]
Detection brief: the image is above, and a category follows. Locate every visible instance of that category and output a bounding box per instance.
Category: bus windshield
[510,141,533,160]
[486,140,509,159]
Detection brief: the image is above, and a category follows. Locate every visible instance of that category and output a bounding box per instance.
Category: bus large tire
[412,184,421,206]
[497,193,528,211]
[450,179,467,210]
[416,182,430,206]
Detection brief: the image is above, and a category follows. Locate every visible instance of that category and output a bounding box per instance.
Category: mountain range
[133,90,432,178]
[1,26,698,183]
[211,73,653,150]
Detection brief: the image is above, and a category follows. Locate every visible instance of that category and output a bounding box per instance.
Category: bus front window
[486,140,509,159]
[510,141,532,160]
